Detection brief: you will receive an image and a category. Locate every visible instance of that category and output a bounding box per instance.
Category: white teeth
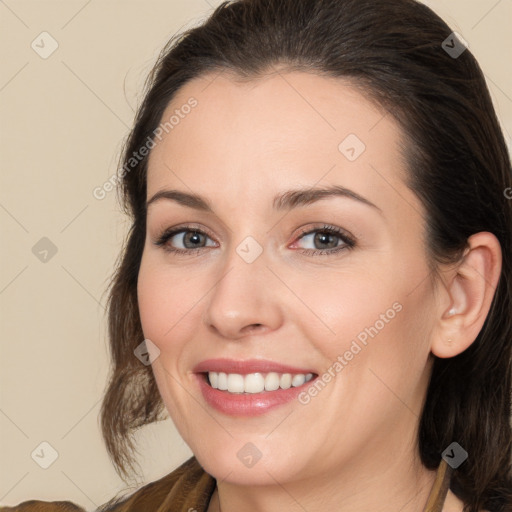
[207,371,315,393]
[264,372,280,391]
[291,374,306,387]
[217,372,228,391]
[244,373,265,393]
[227,373,245,393]
[209,372,218,389]
[280,373,292,389]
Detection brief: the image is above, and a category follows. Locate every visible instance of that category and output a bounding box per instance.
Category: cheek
[311,286,433,438]
[293,259,433,382]
[287,266,401,347]
[336,280,434,413]
[137,258,203,347]
[137,259,202,419]
[137,263,169,342]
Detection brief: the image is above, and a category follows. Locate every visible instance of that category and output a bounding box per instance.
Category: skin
[137,68,501,512]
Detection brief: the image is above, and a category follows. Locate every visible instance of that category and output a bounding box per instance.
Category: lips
[193,358,316,375]
[193,358,318,416]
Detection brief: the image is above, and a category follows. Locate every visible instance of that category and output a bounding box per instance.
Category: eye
[153,226,217,254]
[153,223,356,257]
[292,225,356,255]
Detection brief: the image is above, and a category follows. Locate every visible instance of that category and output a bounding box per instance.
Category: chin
[185,433,297,481]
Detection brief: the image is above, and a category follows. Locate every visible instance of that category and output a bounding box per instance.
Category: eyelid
[153,223,356,256]
[294,224,356,244]
[289,224,356,253]
[155,223,216,241]
[152,223,218,252]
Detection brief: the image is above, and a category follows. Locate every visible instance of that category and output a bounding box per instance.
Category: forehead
[145,69,416,217]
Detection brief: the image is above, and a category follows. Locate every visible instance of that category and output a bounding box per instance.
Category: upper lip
[193,358,316,375]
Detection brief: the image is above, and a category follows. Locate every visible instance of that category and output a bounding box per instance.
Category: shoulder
[99,456,215,511]
[1,457,216,512]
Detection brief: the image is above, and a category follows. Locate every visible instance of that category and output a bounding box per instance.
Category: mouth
[205,371,315,394]
[193,359,319,416]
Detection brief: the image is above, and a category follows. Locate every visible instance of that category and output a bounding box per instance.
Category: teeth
[265,372,280,391]
[291,374,306,387]
[207,371,314,393]
[280,373,292,389]
[217,372,228,391]
[209,371,219,389]
[245,373,265,393]
[227,373,245,393]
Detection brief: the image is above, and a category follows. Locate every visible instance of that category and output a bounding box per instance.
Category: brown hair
[100,1,512,510]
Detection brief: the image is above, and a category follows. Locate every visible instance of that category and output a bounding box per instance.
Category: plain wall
[1,0,511,509]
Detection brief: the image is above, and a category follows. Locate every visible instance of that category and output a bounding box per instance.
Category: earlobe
[431,232,502,359]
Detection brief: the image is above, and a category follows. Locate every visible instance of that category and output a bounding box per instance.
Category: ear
[431,232,502,359]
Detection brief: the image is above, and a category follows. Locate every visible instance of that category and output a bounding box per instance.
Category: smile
[193,359,319,416]
[208,371,314,393]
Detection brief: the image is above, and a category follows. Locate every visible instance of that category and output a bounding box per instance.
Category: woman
[3,0,511,511]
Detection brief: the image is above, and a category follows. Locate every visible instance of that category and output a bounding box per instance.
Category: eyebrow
[146,185,382,213]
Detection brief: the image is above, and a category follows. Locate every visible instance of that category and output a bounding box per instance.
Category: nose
[202,247,284,340]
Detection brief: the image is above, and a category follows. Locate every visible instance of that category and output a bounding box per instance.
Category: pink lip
[193,359,318,417]
[193,358,315,375]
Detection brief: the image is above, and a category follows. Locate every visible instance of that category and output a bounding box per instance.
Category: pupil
[185,231,203,247]
[315,232,336,249]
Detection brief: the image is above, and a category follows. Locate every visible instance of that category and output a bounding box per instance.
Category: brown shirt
[0,457,452,512]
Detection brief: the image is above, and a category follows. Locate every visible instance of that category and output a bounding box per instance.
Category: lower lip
[196,373,316,417]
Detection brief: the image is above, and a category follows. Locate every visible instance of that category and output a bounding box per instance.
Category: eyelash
[153,224,356,257]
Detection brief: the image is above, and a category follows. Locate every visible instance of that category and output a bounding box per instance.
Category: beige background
[1,0,510,509]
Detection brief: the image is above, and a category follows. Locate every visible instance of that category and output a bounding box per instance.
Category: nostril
[237,323,265,336]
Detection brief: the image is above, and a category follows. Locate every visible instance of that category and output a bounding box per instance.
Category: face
[137,69,438,486]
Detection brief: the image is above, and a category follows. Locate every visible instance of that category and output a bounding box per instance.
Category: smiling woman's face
[137,70,439,487]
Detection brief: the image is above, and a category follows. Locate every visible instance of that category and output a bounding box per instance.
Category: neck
[209,446,439,512]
